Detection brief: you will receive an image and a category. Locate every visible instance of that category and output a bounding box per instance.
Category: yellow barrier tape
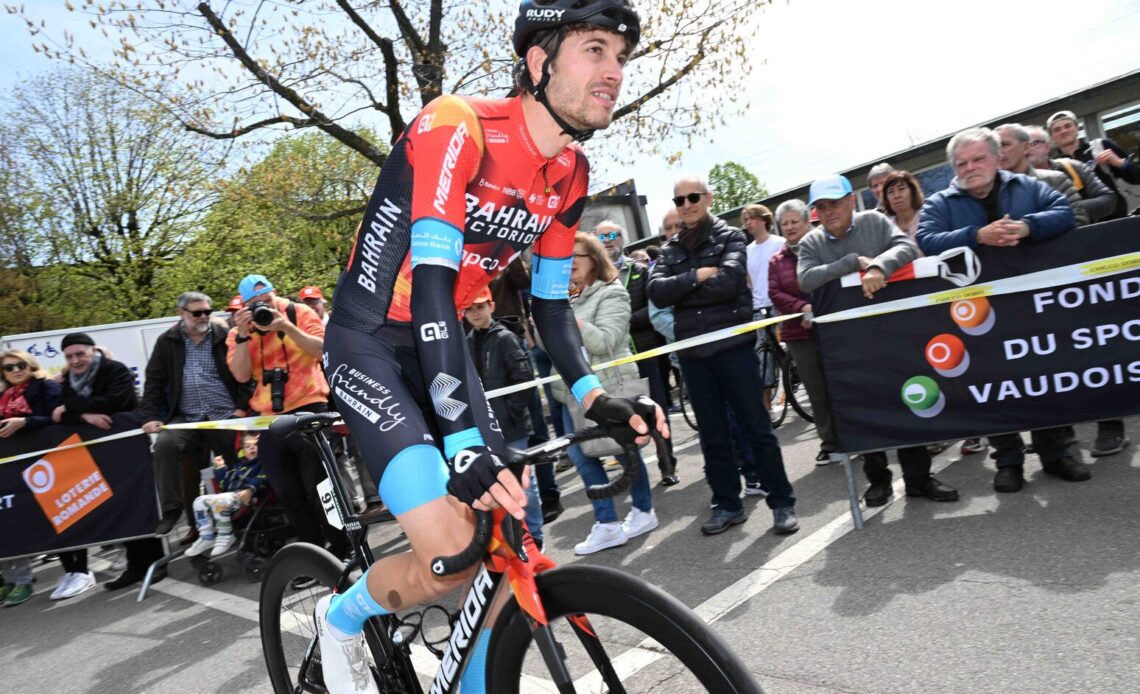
[1082,253,1140,276]
[485,313,800,399]
[0,428,146,466]
[161,416,281,432]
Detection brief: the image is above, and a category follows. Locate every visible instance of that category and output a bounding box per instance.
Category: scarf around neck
[68,351,102,398]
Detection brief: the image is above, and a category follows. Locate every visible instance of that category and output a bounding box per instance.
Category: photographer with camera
[227,274,348,558]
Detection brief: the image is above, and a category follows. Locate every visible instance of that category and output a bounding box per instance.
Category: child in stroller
[186,432,267,558]
[185,433,290,584]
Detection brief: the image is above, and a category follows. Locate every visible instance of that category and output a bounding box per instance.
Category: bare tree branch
[196,1,388,166]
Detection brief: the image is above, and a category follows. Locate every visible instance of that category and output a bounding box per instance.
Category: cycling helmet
[513,0,641,57]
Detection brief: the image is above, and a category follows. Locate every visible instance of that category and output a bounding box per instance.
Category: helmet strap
[528,53,596,143]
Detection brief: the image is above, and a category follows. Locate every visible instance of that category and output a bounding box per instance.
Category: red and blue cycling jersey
[332,94,600,459]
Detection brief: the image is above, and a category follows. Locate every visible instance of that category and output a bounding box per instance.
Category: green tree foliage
[161,130,384,305]
[708,161,768,214]
[1,69,219,331]
[17,1,763,169]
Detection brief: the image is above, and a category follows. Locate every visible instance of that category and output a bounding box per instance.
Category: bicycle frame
[302,423,607,694]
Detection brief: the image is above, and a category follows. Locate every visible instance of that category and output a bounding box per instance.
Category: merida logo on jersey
[435,121,469,216]
[464,194,552,244]
[356,197,402,293]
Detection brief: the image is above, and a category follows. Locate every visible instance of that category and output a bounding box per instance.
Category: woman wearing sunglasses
[0,349,61,438]
[0,349,62,606]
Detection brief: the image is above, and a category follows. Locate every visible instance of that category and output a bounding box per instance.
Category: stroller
[190,489,292,585]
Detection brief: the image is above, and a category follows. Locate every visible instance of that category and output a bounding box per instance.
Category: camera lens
[252,302,274,326]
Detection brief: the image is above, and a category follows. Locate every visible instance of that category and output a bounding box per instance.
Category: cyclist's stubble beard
[544,65,618,133]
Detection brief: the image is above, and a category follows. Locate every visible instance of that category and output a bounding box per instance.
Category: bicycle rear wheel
[260,543,345,693]
[766,347,788,429]
[677,377,699,432]
[782,353,814,423]
[260,544,416,694]
[487,565,762,693]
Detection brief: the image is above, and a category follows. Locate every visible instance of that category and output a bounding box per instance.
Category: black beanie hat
[60,332,96,350]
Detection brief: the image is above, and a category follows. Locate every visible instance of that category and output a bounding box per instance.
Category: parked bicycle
[674,324,814,431]
[760,324,814,429]
[259,412,761,693]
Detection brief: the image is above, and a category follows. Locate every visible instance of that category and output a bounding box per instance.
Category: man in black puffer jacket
[648,175,797,537]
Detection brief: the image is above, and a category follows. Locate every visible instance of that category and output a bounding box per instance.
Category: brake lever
[501,514,528,563]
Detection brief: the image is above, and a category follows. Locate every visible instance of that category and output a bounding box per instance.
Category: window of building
[1100,100,1140,156]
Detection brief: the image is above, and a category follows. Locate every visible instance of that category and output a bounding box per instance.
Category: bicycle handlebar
[430,426,661,576]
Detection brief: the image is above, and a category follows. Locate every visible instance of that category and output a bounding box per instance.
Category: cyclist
[313,2,667,693]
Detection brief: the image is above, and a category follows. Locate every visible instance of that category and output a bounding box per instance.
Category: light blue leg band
[327,568,390,635]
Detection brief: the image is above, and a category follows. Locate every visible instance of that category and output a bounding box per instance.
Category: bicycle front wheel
[487,565,762,693]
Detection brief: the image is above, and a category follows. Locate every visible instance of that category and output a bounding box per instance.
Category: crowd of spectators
[3,110,1137,605]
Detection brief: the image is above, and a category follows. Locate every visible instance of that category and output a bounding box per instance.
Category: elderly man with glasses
[141,291,251,544]
[649,175,798,536]
[1024,124,1118,225]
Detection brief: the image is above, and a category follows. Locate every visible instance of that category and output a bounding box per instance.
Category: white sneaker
[210,535,236,558]
[54,571,95,600]
[314,594,380,694]
[108,549,128,572]
[621,508,659,539]
[185,537,215,558]
[50,573,76,600]
[574,522,628,556]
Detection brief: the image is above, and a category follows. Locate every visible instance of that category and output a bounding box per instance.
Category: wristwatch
[235,334,252,344]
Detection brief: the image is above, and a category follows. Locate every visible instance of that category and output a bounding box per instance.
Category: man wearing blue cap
[797,174,960,507]
[227,274,347,556]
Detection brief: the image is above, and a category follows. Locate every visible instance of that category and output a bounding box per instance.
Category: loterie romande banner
[812,217,1140,454]
[0,415,159,560]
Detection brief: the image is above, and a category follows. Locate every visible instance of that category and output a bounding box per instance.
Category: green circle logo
[901,376,940,410]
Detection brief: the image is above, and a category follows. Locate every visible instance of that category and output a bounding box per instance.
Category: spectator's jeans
[2,559,33,586]
[784,340,837,452]
[679,343,794,513]
[531,347,565,438]
[989,428,1072,468]
[260,402,350,557]
[862,447,931,485]
[153,418,242,526]
[560,408,652,524]
[508,437,544,546]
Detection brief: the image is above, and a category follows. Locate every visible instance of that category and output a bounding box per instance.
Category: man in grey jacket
[997,123,1088,226]
[1024,124,1118,223]
[797,174,960,507]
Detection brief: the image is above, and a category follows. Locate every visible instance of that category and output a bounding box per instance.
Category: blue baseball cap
[808,174,854,204]
[238,274,274,302]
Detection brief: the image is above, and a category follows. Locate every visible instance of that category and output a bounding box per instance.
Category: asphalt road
[2,413,1137,693]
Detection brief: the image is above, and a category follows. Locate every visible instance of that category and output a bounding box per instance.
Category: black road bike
[259,412,761,693]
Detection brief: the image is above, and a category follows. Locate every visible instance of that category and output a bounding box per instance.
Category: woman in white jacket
[551,232,658,556]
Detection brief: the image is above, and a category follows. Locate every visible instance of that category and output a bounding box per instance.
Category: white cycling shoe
[314,594,380,694]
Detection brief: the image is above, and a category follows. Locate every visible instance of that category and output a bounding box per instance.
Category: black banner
[813,218,1140,453]
[0,414,159,560]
